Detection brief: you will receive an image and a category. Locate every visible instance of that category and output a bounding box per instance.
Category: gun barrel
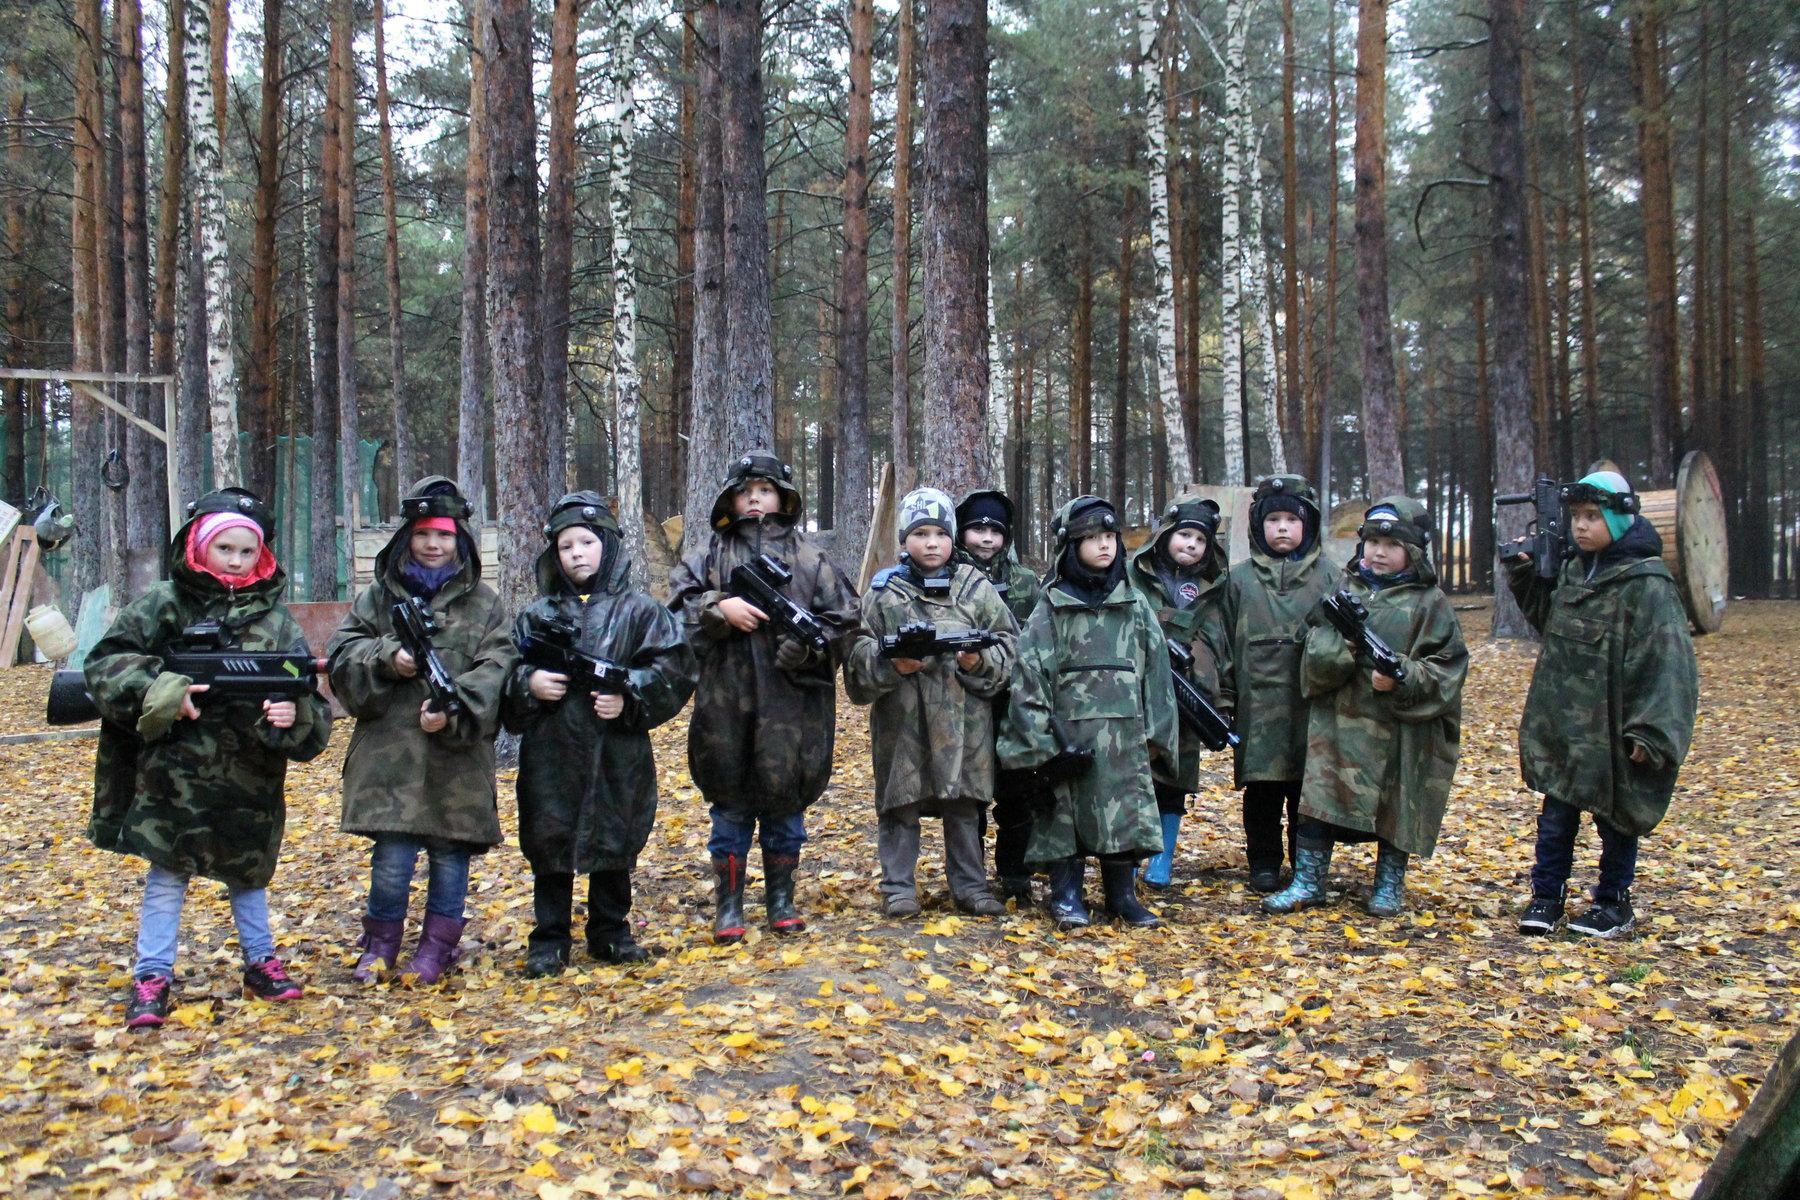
[1494,492,1532,506]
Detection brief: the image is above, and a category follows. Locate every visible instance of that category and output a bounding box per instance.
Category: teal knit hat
[1574,471,1636,541]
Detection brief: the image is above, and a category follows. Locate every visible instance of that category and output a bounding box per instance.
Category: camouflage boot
[353,916,406,983]
[1262,837,1333,914]
[1100,858,1161,928]
[406,913,466,984]
[1365,843,1409,918]
[1046,858,1092,930]
[764,854,807,935]
[712,855,748,944]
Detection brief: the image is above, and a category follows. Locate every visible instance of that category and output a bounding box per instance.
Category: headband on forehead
[400,491,474,523]
[1357,507,1430,548]
[1560,481,1641,515]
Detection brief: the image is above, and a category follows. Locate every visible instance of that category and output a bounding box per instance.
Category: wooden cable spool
[1638,450,1729,634]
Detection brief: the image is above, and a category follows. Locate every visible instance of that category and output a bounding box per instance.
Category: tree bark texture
[890,0,916,492]
[717,0,774,451]
[456,0,490,518]
[1281,0,1304,472]
[1352,0,1402,499]
[185,0,242,487]
[376,0,412,505]
[118,0,163,556]
[541,0,580,494]
[311,9,343,599]
[683,2,729,555]
[607,0,649,587]
[334,0,360,529]
[1144,0,1195,488]
[245,0,282,503]
[1628,0,1678,487]
[835,0,874,559]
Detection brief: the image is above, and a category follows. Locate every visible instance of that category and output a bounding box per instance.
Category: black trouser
[531,869,632,953]
[992,768,1039,883]
[1530,796,1639,901]
[1243,780,1302,872]
[1154,781,1188,817]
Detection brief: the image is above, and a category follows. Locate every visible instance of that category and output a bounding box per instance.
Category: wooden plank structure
[353,523,501,588]
[0,527,42,665]
[1693,1025,1800,1199]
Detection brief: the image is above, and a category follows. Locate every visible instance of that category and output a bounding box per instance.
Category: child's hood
[709,451,805,531]
[1132,495,1226,585]
[375,474,482,590]
[167,488,285,599]
[1248,474,1322,560]
[1352,494,1439,588]
[534,490,631,598]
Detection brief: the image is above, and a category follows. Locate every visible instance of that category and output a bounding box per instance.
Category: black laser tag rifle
[878,621,1003,661]
[46,619,325,726]
[1166,639,1240,752]
[390,595,465,717]
[518,612,632,698]
[725,553,831,657]
[1494,475,1568,581]
[1035,714,1095,786]
[1320,590,1408,683]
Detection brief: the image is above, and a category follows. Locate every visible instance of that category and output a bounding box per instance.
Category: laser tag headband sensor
[186,487,275,539]
[400,490,474,523]
[1357,504,1430,548]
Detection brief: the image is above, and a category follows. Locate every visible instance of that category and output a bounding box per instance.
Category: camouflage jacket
[999,576,1179,863]
[86,556,331,890]
[843,562,1018,813]
[1506,517,1698,835]
[667,511,860,816]
[1205,542,1338,786]
[955,545,1042,627]
[503,543,696,874]
[1298,560,1468,857]
[1128,521,1227,793]
[327,523,516,851]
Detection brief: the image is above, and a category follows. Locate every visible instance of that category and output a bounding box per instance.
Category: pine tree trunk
[1073,232,1093,496]
[118,0,162,555]
[1628,0,1678,487]
[834,0,873,559]
[485,0,549,608]
[919,0,991,497]
[1471,246,1493,590]
[683,2,729,554]
[1569,0,1601,466]
[4,80,24,498]
[1112,128,1135,515]
[1488,0,1539,639]
[1715,0,1737,585]
[456,0,489,516]
[376,0,411,505]
[889,0,915,493]
[1164,39,1187,449]
[1145,0,1195,486]
[311,13,343,600]
[245,0,282,503]
[185,0,241,486]
[1522,61,1554,472]
[1182,92,1200,463]
[541,0,580,494]
[1319,0,1340,498]
[1689,0,1711,454]
[1280,0,1303,471]
[1352,0,1402,499]
[152,0,186,379]
[334,0,360,530]
[1740,200,1769,596]
[718,0,774,450]
[1554,198,1573,480]
[673,14,697,517]
[606,0,648,586]
[70,0,105,597]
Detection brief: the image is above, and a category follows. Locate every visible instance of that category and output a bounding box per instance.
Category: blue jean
[133,864,275,978]
[707,808,807,860]
[1530,796,1639,901]
[366,835,471,921]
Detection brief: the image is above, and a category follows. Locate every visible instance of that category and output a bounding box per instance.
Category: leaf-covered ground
[1,601,1796,1199]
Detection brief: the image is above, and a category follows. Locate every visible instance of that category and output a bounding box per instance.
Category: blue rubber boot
[1261,837,1334,915]
[1142,812,1182,889]
[1365,843,1409,917]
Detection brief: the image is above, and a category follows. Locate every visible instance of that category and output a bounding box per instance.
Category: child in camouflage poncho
[1262,497,1468,918]
[86,489,332,1029]
[1506,471,1698,939]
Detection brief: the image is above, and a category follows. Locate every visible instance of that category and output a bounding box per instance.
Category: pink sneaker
[242,957,304,1002]
[125,974,172,1028]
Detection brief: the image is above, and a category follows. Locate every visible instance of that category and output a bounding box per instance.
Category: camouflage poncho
[666,455,861,816]
[1297,498,1468,857]
[843,562,1018,813]
[85,520,332,890]
[327,477,517,851]
[999,498,1179,863]
[1128,501,1228,793]
[1506,516,1699,836]
[503,519,696,875]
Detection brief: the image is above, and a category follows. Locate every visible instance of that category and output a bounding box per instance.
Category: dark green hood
[374,474,482,593]
[709,451,805,531]
[1353,494,1439,588]
[534,491,629,597]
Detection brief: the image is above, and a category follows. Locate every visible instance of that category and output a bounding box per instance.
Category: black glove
[774,636,814,672]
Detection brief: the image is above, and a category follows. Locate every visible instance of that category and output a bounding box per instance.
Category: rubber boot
[353,916,405,983]
[406,912,467,984]
[1101,858,1161,927]
[1142,812,1182,889]
[1365,843,1409,917]
[764,853,807,935]
[1046,858,1091,930]
[1261,837,1334,914]
[711,854,747,944]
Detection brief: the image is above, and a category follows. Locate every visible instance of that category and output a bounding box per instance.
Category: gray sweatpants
[879,800,990,905]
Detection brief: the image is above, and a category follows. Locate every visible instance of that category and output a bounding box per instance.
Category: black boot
[526,872,574,977]
[764,853,806,934]
[711,854,747,944]
[587,870,650,964]
[1100,857,1161,928]
[1046,858,1091,930]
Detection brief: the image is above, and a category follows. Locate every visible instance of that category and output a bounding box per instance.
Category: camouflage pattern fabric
[1297,497,1468,857]
[843,562,1018,814]
[85,525,331,891]
[666,459,861,817]
[326,476,517,851]
[999,498,1179,863]
[1128,504,1228,792]
[1506,516,1699,836]
[504,537,696,875]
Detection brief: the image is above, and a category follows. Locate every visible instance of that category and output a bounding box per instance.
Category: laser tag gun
[725,553,831,657]
[46,619,326,726]
[878,621,1003,662]
[390,594,465,717]
[517,612,633,698]
[1494,475,1569,581]
[1320,589,1408,684]
[1166,638,1240,752]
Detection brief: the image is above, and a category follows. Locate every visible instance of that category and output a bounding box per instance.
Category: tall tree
[919,0,991,496]
[1628,0,1678,486]
[834,0,874,557]
[70,0,105,596]
[607,0,648,583]
[4,78,24,498]
[1568,0,1600,464]
[1352,0,1402,498]
[186,0,241,485]
[1142,0,1194,486]
[717,0,774,449]
[1318,0,1341,499]
[541,0,581,493]
[151,0,186,379]
[1280,0,1303,470]
[245,0,283,501]
[672,15,696,516]
[1739,198,1769,596]
[118,0,162,557]
[456,0,489,516]
[334,0,360,530]
[376,0,412,502]
[311,0,343,600]
[683,2,729,553]
[1111,102,1136,515]
[484,0,550,605]
[889,0,916,492]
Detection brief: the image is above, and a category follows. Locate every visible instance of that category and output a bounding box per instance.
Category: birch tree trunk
[376,0,412,502]
[152,0,185,379]
[456,0,489,516]
[184,0,241,486]
[986,267,1005,484]
[1243,118,1287,474]
[1141,0,1195,487]
[606,0,648,587]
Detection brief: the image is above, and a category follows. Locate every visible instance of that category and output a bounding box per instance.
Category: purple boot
[353,917,406,983]
[406,912,467,984]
